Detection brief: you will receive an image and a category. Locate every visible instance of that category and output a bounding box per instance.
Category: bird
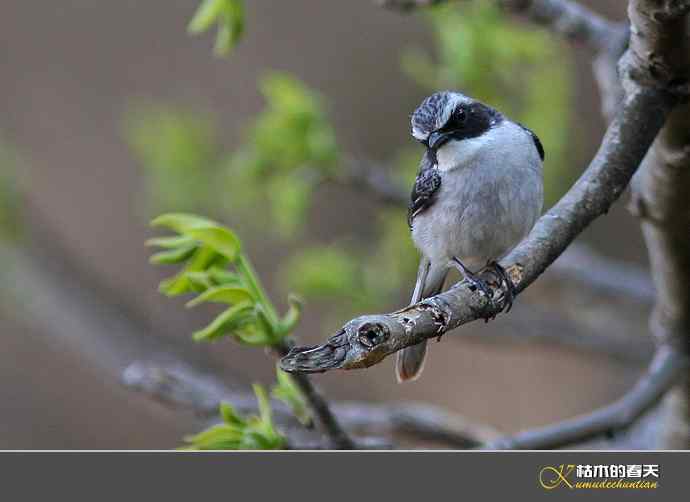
[396,91,544,382]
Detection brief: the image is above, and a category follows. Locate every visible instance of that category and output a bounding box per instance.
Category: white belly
[411,160,542,271]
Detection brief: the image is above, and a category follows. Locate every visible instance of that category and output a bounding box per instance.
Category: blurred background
[0,0,654,449]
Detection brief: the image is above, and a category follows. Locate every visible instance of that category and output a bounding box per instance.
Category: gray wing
[408,150,441,228]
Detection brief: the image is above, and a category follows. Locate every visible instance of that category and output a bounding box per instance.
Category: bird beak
[427,130,452,151]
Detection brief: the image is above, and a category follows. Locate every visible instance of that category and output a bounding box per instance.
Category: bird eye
[440,107,466,132]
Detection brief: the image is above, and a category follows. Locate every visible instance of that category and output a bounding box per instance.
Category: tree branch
[483,345,689,448]
[281,82,680,374]
[498,0,624,51]
[379,0,624,52]
[627,0,690,448]
[122,361,499,448]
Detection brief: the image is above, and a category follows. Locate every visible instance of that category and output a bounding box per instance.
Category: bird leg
[451,257,496,322]
[485,260,515,313]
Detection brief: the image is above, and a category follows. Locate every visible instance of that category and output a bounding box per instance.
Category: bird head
[411,91,503,166]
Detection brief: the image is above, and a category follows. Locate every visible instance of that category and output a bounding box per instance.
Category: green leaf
[145,235,195,249]
[151,213,241,261]
[187,0,245,57]
[272,366,311,427]
[149,243,197,265]
[187,0,226,34]
[219,402,246,427]
[158,245,219,296]
[233,322,271,346]
[191,301,253,341]
[182,382,286,450]
[207,266,243,285]
[253,303,276,342]
[186,284,254,307]
[151,212,219,233]
[184,271,215,291]
[186,227,240,262]
[214,24,233,56]
[253,383,273,428]
[277,293,303,336]
[183,424,243,450]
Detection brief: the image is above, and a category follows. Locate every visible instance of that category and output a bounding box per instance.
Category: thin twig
[271,341,356,449]
[497,0,624,51]
[337,156,408,207]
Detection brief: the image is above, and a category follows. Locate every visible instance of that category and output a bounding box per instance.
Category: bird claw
[485,260,515,313]
[451,257,497,322]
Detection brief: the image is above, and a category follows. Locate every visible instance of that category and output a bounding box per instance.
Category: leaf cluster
[182,384,286,450]
[148,213,301,345]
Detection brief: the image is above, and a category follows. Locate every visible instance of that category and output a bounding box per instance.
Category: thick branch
[281,81,679,374]
[628,0,690,448]
[484,345,689,448]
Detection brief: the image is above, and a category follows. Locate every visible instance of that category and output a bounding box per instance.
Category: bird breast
[411,122,543,270]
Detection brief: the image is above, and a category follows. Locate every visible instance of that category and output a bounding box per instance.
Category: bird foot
[451,257,497,322]
[484,260,515,313]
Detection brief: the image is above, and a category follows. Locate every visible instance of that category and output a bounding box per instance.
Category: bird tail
[395,259,448,382]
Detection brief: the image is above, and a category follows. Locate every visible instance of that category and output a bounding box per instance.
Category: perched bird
[396,91,544,382]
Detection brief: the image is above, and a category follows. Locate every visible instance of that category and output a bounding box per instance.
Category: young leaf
[185,284,254,307]
[184,271,215,291]
[185,226,240,262]
[191,301,253,341]
[149,244,197,265]
[207,266,243,286]
[219,402,246,427]
[277,293,303,337]
[151,213,241,262]
[272,366,311,427]
[145,235,196,249]
[187,0,245,57]
[253,303,276,342]
[152,212,219,233]
[158,245,219,296]
[187,0,226,34]
[253,383,273,428]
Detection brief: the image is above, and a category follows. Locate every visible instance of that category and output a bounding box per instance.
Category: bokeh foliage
[124,104,223,213]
